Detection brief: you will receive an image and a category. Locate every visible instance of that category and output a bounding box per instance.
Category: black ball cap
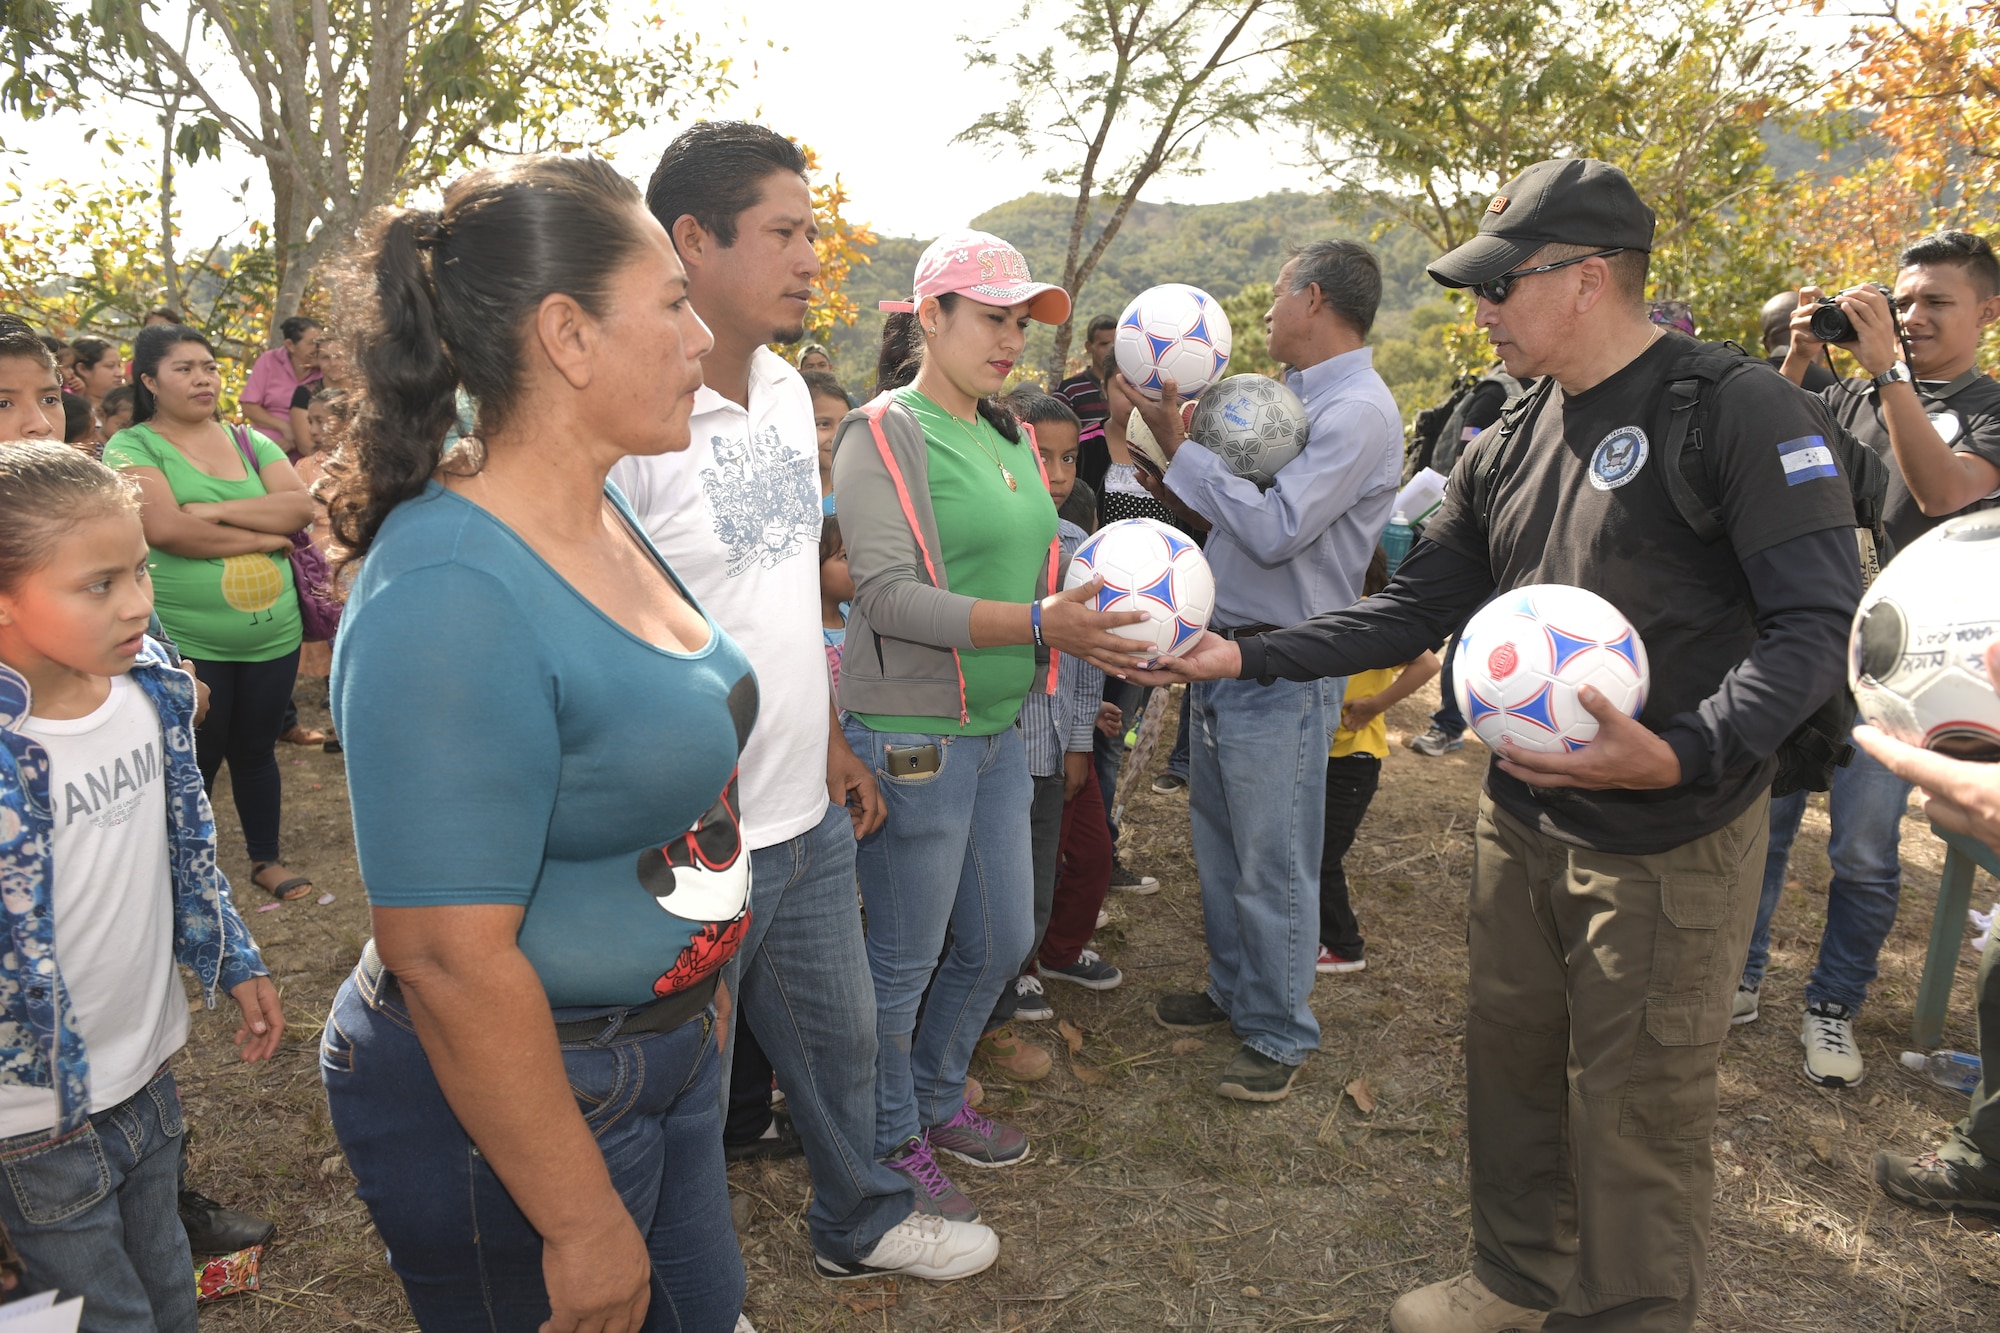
[1427,158,1657,289]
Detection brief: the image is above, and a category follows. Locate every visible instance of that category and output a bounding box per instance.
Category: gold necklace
[946,409,1017,491]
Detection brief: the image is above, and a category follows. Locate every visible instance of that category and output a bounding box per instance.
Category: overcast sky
[0,0,1859,251]
[0,0,1318,248]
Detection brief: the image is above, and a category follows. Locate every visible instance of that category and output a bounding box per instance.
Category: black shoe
[1216,1045,1301,1103]
[322,735,342,754]
[178,1188,276,1254]
[1873,1149,2000,1218]
[1153,991,1229,1031]
[724,1109,805,1163]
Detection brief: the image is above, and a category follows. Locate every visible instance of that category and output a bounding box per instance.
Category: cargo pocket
[1623,870,1734,1138]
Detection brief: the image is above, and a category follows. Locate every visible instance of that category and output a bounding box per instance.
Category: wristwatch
[1872,362,1914,389]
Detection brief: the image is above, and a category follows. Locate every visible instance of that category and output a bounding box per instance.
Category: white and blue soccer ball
[1851,509,2000,759]
[1114,283,1232,401]
[1453,584,1650,754]
[1188,373,1308,489]
[1065,517,1216,660]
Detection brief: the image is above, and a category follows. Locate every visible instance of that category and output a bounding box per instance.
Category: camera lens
[1809,299,1855,344]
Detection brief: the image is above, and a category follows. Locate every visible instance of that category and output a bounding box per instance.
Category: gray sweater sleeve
[830,412,980,652]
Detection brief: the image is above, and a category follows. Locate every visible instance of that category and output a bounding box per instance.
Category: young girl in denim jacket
[0,439,281,1330]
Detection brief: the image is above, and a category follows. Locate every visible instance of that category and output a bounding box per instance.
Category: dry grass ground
[183,681,2000,1331]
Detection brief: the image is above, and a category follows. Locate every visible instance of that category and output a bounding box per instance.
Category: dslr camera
[1808,282,1894,345]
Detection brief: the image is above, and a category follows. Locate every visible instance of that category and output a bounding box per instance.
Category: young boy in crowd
[804,370,849,513]
[1317,548,1439,974]
[973,390,1117,1081]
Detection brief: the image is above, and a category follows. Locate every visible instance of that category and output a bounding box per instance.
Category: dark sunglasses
[1472,249,1626,304]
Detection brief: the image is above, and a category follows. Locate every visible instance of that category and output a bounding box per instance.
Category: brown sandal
[252,862,313,901]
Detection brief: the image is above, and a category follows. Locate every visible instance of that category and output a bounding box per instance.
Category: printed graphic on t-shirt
[1930,409,1963,445]
[634,672,759,997]
[56,738,161,831]
[700,423,820,577]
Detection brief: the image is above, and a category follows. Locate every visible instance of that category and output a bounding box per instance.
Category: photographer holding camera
[1746,231,2000,1088]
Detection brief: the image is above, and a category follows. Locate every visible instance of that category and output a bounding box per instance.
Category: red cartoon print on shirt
[637,770,751,996]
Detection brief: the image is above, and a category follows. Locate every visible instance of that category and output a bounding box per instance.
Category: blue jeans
[1432,629,1466,737]
[1188,675,1338,1065]
[844,721,1034,1156]
[1742,742,1912,1012]
[321,964,743,1332]
[0,1066,194,1333]
[721,803,915,1262]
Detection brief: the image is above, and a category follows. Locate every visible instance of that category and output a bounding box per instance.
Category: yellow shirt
[1331,666,1403,760]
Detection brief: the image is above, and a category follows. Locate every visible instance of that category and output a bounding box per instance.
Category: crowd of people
[0,121,1997,1333]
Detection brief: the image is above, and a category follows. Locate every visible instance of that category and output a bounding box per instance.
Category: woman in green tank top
[102,326,317,902]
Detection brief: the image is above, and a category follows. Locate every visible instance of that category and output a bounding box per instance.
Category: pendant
[1002,466,1017,491]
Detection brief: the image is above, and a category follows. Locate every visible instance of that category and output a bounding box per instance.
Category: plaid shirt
[1019,519,1102,777]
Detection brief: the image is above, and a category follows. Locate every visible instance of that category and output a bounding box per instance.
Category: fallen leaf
[1345,1076,1377,1114]
[1808,1135,1836,1165]
[1241,1285,1261,1297]
[1171,1037,1205,1055]
[1368,1181,1392,1197]
[1058,1019,1084,1056]
[1074,1067,1106,1085]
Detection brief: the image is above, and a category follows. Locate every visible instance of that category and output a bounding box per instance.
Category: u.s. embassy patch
[1588,426,1649,491]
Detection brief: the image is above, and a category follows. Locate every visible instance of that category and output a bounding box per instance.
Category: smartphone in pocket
[883,743,942,777]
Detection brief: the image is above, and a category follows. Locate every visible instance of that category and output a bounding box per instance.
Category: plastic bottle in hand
[1900,1049,1982,1093]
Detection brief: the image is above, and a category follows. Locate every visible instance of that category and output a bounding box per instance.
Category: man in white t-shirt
[611,123,998,1284]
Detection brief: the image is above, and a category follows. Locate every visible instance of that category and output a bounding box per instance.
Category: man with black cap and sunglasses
[1139,158,1861,1332]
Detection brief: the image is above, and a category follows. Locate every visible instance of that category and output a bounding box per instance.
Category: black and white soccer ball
[1187,374,1308,489]
[1851,509,2000,759]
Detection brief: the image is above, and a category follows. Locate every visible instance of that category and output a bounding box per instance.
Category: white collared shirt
[611,347,829,851]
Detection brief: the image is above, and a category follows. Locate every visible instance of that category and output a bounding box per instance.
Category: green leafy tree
[7,0,734,337]
[959,0,1292,378]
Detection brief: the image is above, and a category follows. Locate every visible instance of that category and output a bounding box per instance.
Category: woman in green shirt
[103,326,317,900]
[832,231,1146,1222]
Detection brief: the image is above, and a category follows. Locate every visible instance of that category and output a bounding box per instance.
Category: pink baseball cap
[879,230,1072,325]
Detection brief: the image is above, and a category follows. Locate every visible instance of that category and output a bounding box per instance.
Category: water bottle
[1382,511,1414,577]
[1900,1049,1982,1093]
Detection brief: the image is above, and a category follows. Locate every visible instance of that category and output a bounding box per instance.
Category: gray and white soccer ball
[1188,374,1308,489]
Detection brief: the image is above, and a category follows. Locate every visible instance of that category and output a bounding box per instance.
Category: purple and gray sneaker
[926,1102,1032,1169]
[883,1135,979,1223]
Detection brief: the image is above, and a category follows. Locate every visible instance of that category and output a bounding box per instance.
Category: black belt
[356,939,716,1042]
[1212,622,1282,640]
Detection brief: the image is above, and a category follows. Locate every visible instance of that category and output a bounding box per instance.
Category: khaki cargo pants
[1466,790,1768,1332]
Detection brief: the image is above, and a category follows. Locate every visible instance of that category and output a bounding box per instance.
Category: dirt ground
[183,680,2000,1331]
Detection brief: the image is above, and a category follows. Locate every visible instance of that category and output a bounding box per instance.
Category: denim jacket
[0,640,267,1139]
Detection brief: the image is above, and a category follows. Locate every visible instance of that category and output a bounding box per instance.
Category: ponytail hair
[128,324,214,425]
[326,154,650,567]
[873,295,1020,443]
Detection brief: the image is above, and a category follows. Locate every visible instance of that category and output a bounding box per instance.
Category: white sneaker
[734,1318,756,1333]
[1013,973,1054,1022]
[1732,984,1759,1025]
[815,1212,1000,1282]
[1802,1001,1864,1087]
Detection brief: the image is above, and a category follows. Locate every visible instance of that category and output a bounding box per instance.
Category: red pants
[1040,770,1114,968]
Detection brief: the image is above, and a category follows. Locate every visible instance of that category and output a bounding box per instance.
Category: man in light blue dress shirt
[1129,239,1404,1101]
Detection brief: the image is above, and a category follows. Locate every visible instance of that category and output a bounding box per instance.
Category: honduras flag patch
[1777,435,1839,486]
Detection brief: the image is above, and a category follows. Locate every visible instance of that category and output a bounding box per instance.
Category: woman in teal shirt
[319,155,751,1333]
[832,231,1145,1225]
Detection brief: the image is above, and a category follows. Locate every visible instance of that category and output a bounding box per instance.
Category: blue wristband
[1030,598,1046,648]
